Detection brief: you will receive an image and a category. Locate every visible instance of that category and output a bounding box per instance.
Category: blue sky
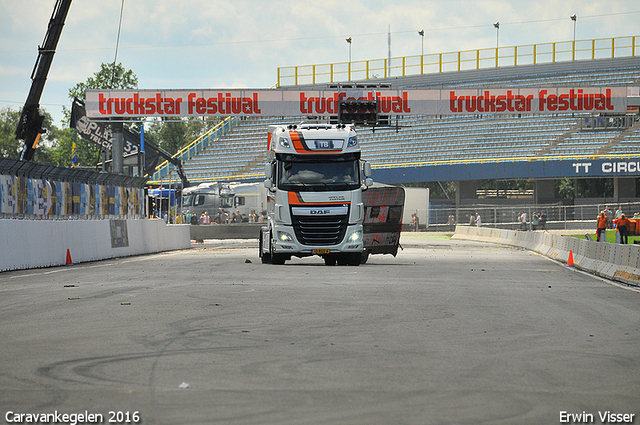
[1,0,639,126]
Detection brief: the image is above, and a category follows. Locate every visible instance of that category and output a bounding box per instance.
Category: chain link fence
[428,201,640,231]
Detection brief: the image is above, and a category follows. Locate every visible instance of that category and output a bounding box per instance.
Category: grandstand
[152,37,640,207]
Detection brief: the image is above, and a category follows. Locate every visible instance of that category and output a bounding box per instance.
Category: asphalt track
[1,234,639,425]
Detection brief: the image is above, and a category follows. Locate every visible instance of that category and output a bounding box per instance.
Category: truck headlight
[348,230,362,242]
[279,137,290,148]
[347,136,358,147]
[278,231,293,242]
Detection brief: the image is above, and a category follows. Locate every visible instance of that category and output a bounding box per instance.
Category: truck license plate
[313,249,330,254]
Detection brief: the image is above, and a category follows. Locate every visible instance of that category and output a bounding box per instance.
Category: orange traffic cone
[567,249,575,267]
[66,249,73,266]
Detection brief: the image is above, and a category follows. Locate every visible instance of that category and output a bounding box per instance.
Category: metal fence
[428,201,640,230]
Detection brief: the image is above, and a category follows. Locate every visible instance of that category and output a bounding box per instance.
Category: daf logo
[310,209,331,215]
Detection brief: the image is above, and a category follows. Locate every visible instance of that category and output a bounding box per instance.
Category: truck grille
[291,214,349,246]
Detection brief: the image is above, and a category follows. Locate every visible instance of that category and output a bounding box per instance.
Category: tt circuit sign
[85,87,628,118]
[572,160,640,176]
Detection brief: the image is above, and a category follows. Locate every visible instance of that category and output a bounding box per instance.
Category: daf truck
[260,123,372,265]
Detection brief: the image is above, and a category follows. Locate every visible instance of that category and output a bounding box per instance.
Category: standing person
[615,213,631,244]
[603,205,612,229]
[531,212,539,230]
[520,211,528,231]
[475,212,482,227]
[596,211,607,242]
[539,211,547,230]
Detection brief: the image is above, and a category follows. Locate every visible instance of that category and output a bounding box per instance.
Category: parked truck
[181,181,266,222]
[260,123,373,265]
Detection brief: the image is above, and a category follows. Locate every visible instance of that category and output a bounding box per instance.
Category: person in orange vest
[596,212,608,242]
[614,213,631,244]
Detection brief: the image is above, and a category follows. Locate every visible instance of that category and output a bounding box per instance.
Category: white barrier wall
[0,219,190,272]
[452,226,640,287]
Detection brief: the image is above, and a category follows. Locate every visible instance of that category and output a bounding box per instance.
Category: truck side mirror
[263,178,274,189]
[265,163,273,179]
[363,162,372,178]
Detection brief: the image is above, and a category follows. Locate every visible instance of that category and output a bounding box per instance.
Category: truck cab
[260,123,372,265]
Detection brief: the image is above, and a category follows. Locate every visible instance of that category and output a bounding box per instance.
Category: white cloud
[1,0,638,125]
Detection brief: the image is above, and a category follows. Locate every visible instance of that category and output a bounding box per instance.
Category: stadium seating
[172,57,640,184]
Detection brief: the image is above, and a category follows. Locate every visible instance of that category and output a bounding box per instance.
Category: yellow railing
[277,35,639,86]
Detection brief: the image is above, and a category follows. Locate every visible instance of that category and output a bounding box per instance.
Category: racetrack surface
[1,237,638,425]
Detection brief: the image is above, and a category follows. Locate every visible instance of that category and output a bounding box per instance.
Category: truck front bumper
[272,223,363,255]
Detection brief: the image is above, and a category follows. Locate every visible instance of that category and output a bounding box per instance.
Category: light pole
[346,37,352,80]
[418,29,424,74]
[570,14,577,60]
[493,22,500,67]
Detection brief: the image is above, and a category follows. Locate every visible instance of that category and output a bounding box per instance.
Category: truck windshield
[220,196,234,208]
[278,159,360,191]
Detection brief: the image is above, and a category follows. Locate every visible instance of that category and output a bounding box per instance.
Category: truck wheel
[271,254,287,265]
[269,232,287,265]
[259,231,271,264]
[360,250,369,264]
[347,253,361,266]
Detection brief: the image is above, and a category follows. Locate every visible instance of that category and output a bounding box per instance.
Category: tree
[68,62,138,104]
[63,62,138,167]
[0,107,21,158]
[1,106,55,162]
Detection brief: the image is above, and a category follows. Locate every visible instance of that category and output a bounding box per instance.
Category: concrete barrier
[0,219,190,272]
[189,222,263,241]
[453,226,640,287]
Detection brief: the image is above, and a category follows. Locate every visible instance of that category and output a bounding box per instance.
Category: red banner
[85,87,628,118]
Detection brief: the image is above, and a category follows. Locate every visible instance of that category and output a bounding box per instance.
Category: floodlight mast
[17,0,72,161]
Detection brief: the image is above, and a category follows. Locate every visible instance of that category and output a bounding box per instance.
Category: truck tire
[347,253,361,266]
[360,250,369,264]
[271,254,287,265]
[259,230,271,264]
[269,231,287,265]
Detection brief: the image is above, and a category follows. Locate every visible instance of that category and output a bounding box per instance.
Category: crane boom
[16,0,72,161]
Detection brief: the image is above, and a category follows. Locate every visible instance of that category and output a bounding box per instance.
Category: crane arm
[17,0,72,161]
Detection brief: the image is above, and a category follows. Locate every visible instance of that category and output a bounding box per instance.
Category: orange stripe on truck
[288,191,351,206]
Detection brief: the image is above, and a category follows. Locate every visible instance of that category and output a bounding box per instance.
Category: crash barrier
[452,226,640,287]
[190,222,263,241]
[0,218,190,272]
